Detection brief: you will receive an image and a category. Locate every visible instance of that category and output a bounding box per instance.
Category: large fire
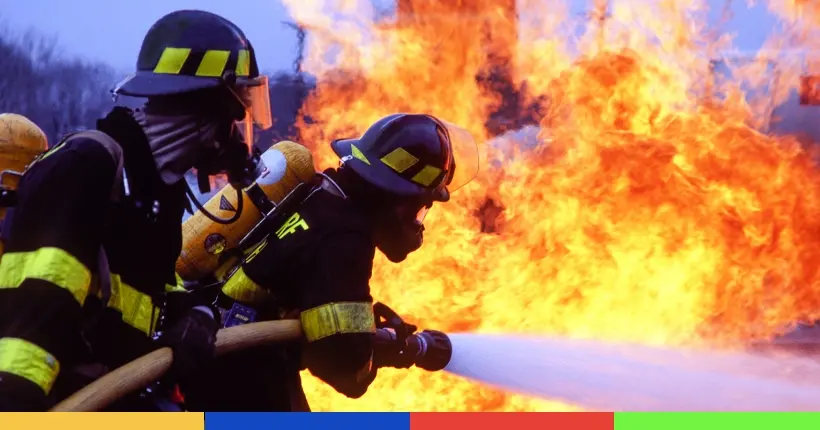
[278,0,820,411]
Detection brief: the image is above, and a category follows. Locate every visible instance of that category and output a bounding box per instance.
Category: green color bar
[615,412,820,430]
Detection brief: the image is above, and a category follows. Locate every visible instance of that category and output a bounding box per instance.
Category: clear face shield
[414,118,480,225]
[229,75,274,148]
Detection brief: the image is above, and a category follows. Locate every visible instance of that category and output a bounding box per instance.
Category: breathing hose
[185,183,244,225]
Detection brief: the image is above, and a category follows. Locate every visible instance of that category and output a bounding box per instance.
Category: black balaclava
[330,166,427,263]
[135,87,248,186]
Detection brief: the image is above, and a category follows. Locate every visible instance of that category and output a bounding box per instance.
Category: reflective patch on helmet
[154,48,191,74]
[153,47,248,78]
[351,144,370,165]
[196,50,231,77]
[236,49,251,76]
[380,147,419,173]
[412,165,443,187]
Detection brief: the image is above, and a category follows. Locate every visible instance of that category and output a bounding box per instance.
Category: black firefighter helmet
[113,10,272,134]
[331,114,480,205]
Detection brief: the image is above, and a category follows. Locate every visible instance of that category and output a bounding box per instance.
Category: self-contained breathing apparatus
[179,157,454,373]
[183,166,326,326]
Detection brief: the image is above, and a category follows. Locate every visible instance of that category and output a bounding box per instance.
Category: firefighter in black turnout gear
[0,10,273,411]
[180,113,479,411]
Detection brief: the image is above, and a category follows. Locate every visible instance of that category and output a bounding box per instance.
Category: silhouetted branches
[0,24,115,146]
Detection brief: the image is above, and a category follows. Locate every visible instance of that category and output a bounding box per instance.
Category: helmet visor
[231,75,273,146]
[436,119,480,193]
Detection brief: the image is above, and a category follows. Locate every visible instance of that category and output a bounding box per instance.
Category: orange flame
[278,0,820,411]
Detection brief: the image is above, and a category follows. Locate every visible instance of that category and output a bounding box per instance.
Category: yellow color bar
[0,412,204,430]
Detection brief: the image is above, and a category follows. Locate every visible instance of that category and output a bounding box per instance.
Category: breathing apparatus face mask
[194,76,273,193]
[373,197,432,263]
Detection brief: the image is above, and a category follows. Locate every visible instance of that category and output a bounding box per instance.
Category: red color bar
[410,412,614,430]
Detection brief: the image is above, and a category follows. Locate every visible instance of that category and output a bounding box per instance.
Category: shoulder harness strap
[59,130,126,306]
[62,130,125,203]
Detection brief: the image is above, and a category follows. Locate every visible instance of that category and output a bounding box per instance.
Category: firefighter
[180,113,479,411]
[0,113,49,241]
[0,10,273,411]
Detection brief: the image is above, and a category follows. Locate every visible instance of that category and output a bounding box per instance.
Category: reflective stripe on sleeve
[300,302,376,343]
[221,266,272,306]
[105,274,159,336]
[0,247,92,305]
[0,337,60,394]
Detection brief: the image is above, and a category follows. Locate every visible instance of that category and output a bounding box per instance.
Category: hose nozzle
[407,330,452,372]
[372,302,453,372]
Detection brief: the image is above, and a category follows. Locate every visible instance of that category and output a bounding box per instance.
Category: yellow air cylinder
[0,113,49,261]
[0,113,49,222]
[176,140,316,281]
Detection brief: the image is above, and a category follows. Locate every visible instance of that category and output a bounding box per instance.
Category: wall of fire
[393,0,541,137]
[391,0,820,144]
[712,56,820,144]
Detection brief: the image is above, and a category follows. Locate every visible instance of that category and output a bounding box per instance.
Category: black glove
[0,372,51,411]
[157,307,218,384]
[372,328,416,369]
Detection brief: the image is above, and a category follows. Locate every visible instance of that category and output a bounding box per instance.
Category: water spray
[441,333,820,412]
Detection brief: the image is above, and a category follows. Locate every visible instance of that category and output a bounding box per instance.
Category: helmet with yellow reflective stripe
[331,114,479,203]
[113,10,272,134]
[0,113,48,213]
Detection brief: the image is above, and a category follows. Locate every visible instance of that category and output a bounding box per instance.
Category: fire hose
[50,319,303,412]
[50,303,452,412]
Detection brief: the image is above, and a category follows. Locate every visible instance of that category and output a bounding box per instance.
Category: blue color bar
[205,412,410,430]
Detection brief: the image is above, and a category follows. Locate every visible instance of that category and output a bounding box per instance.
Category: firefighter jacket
[0,108,194,409]
[180,171,378,411]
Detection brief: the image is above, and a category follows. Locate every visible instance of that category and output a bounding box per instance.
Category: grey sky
[0,0,779,75]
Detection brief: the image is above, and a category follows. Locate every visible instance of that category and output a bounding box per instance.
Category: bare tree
[0,24,116,145]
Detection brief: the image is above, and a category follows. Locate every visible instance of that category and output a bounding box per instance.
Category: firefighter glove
[372,328,416,369]
[0,373,51,411]
[157,306,219,383]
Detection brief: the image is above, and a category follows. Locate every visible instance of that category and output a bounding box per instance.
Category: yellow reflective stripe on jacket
[0,247,91,305]
[300,302,376,343]
[104,274,159,336]
[0,337,60,394]
[221,267,272,306]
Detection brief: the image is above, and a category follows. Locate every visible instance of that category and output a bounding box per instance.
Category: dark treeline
[0,26,116,145]
[0,24,316,149]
